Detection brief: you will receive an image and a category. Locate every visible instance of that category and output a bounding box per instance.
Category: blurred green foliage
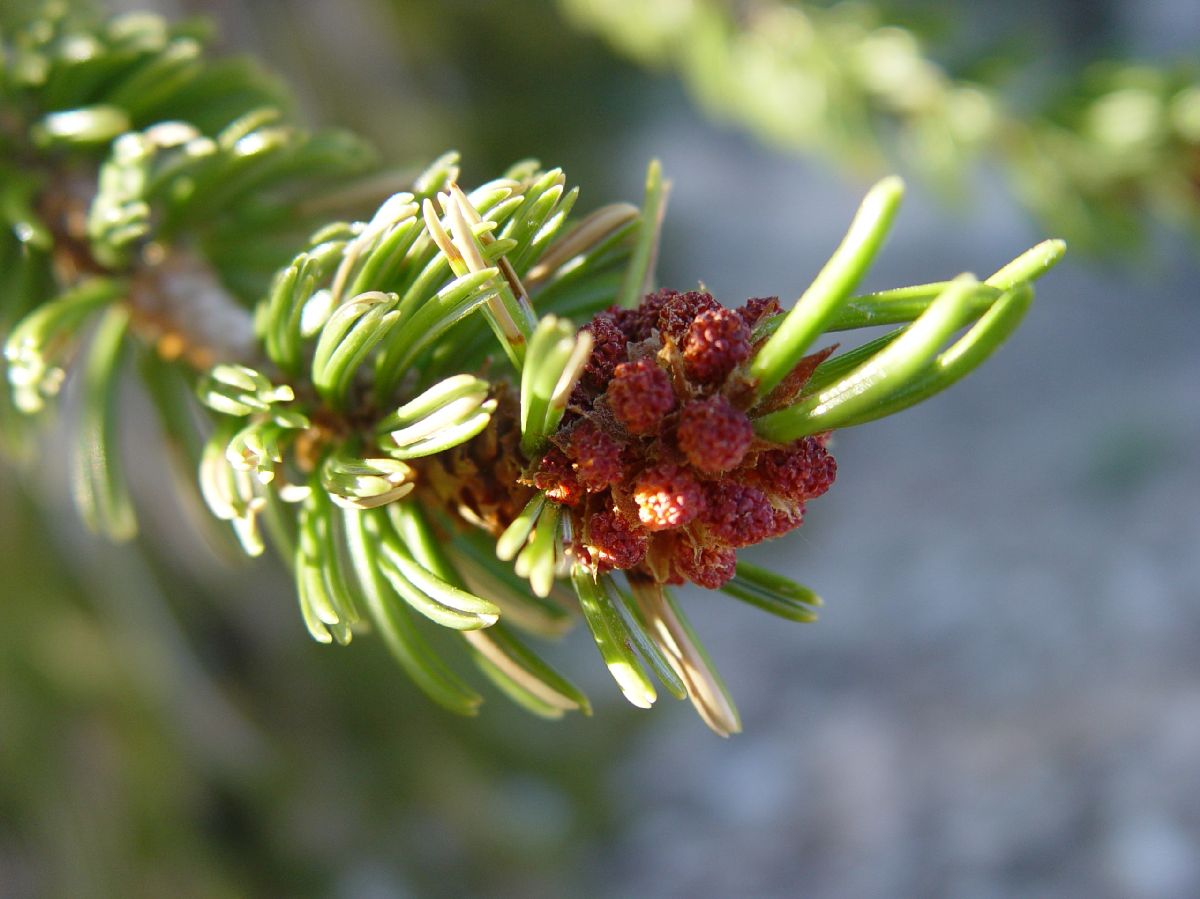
[559,0,1200,249]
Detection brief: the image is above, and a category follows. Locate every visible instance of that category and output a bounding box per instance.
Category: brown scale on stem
[36,169,259,371]
[417,385,534,536]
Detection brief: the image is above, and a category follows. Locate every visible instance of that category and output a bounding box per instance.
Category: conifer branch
[1,3,1066,733]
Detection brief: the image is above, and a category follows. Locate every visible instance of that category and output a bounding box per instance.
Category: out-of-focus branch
[559,0,1200,248]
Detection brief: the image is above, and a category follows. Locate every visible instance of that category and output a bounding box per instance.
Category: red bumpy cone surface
[525,288,837,590]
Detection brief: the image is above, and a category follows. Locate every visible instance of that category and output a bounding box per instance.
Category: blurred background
[3,0,1199,896]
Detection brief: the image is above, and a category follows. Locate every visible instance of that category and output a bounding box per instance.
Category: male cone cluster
[529,289,837,589]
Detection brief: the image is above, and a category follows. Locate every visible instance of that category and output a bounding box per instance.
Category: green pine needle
[749,176,905,399]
